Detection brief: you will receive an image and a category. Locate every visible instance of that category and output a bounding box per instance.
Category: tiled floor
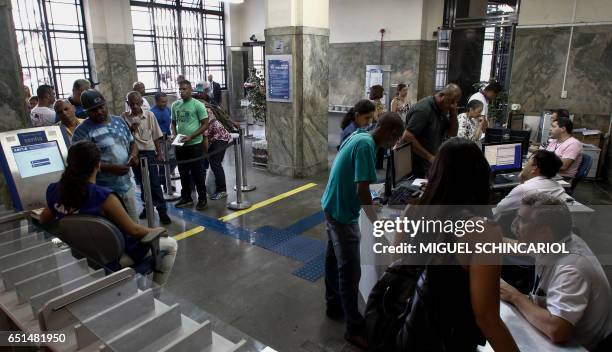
[142,113,612,352]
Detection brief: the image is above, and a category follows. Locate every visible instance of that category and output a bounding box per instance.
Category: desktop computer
[385,143,416,204]
[482,142,522,186]
[507,112,525,131]
[485,128,530,157]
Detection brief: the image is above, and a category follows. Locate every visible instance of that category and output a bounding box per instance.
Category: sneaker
[139,209,147,219]
[210,192,227,200]
[196,198,207,210]
[175,198,193,208]
[158,211,172,225]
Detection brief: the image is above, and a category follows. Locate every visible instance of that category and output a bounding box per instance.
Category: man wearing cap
[72,89,140,221]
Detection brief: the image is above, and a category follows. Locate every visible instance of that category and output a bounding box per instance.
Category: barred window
[12,0,92,98]
[130,0,226,93]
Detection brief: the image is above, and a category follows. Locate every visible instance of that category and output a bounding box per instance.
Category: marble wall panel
[417,40,438,100]
[508,26,612,115]
[509,25,612,181]
[300,33,329,177]
[328,41,422,107]
[93,43,138,116]
[0,0,29,212]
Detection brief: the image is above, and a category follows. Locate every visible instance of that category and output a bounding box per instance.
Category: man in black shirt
[399,83,461,177]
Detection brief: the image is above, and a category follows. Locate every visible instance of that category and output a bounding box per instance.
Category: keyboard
[494,174,518,185]
[388,186,416,205]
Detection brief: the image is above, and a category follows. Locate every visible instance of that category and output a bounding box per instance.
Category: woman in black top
[399,138,519,351]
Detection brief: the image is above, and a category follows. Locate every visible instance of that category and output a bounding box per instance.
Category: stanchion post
[235,128,256,192]
[162,135,180,201]
[140,156,156,228]
[228,134,251,210]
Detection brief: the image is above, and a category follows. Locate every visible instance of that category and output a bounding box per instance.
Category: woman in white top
[390,83,410,122]
[457,99,487,141]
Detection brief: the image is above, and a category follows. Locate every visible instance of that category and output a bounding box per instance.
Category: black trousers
[175,143,206,201]
[202,140,228,193]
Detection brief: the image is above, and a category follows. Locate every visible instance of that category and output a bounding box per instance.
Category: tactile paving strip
[293,253,326,282]
[164,205,327,281]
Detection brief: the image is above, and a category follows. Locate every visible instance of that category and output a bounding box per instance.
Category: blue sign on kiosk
[0,126,68,211]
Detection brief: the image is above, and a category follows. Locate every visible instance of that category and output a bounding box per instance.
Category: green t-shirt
[321,130,377,224]
[171,98,208,146]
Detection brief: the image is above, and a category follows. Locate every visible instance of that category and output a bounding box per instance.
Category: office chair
[58,215,166,277]
[569,153,593,195]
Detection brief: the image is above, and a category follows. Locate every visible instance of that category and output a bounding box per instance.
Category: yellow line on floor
[218,182,318,222]
[173,226,205,241]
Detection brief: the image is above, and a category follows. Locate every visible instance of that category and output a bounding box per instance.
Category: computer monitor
[508,113,524,130]
[392,143,412,187]
[11,141,64,179]
[385,143,413,197]
[509,130,531,157]
[482,142,522,173]
[485,128,530,157]
[0,126,68,211]
[484,128,509,144]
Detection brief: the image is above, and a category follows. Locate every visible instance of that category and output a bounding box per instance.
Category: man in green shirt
[321,112,405,349]
[171,80,209,210]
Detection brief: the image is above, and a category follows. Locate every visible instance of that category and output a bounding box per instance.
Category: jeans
[119,237,178,286]
[175,143,207,201]
[202,140,228,193]
[158,139,177,190]
[324,212,364,336]
[133,150,167,212]
[117,186,138,222]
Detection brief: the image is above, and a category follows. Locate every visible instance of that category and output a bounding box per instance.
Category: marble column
[91,43,138,116]
[264,26,329,177]
[0,0,29,212]
[417,40,438,99]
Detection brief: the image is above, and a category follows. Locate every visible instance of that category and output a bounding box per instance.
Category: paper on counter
[412,178,428,188]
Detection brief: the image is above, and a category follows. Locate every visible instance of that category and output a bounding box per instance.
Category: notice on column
[265,55,292,102]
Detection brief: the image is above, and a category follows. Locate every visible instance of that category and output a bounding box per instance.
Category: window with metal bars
[130,0,226,93]
[252,45,265,79]
[12,0,92,99]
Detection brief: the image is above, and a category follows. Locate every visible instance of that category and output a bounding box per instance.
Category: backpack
[364,261,425,352]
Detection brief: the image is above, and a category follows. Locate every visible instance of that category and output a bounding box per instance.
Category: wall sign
[265,55,292,102]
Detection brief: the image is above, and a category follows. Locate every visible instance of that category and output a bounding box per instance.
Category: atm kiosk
[0,127,255,351]
[0,126,68,211]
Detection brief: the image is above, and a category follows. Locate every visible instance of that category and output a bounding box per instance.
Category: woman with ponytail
[339,99,376,147]
[40,141,177,286]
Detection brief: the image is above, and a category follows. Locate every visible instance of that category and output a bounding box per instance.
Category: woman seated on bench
[39,140,177,286]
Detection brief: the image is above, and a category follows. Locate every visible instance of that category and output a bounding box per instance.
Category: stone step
[1,250,76,289]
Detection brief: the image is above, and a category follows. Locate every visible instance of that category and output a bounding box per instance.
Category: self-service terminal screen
[0,126,68,211]
[11,141,64,179]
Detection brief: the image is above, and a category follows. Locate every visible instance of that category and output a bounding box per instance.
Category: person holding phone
[72,89,140,221]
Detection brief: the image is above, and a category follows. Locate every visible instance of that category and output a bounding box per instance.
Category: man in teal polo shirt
[171,80,209,210]
[321,112,405,349]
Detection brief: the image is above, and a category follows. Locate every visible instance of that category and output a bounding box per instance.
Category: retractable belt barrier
[141,131,254,217]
